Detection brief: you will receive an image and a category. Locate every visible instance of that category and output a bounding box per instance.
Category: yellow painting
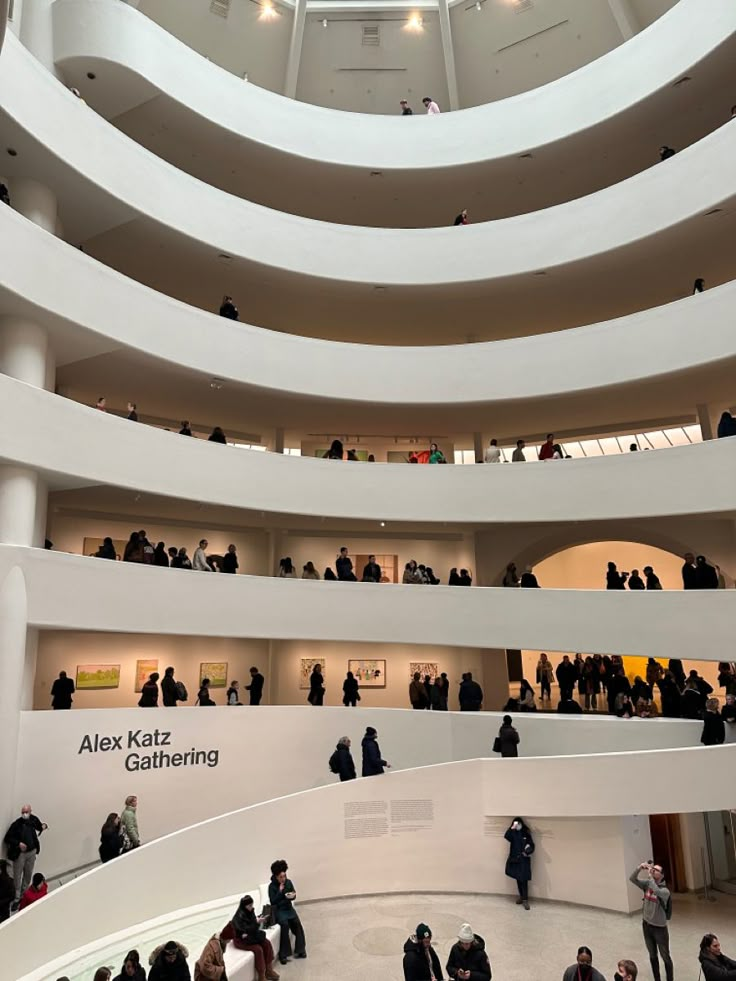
[135,659,159,693]
[200,661,228,688]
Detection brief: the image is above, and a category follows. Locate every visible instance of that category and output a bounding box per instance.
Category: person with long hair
[562,946,607,981]
[225,895,279,979]
[699,934,736,980]
[278,557,296,578]
[504,817,535,909]
[342,671,360,707]
[99,812,124,863]
[112,949,146,981]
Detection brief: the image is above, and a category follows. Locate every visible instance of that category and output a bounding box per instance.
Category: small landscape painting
[76,664,121,690]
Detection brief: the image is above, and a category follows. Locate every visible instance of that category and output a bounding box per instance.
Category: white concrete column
[9,178,57,234]
[481,648,510,711]
[283,0,307,99]
[18,0,56,73]
[0,316,54,389]
[473,432,483,464]
[0,465,43,546]
[696,403,718,441]
[0,565,30,831]
[437,0,460,111]
[606,0,640,41]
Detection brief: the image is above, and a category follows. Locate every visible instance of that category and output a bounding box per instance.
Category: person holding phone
[268,860,306,965]
[226,894,279,980]
[629,862,673,981]
[504,817,535,910]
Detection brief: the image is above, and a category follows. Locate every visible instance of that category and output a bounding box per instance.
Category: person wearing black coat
[219,295,239,320]
[308,665,325,706]
[342,671,360,707]
[50,670,75,710]
[723,695,736,725]
[112,949,147,981]
[555,656,577,703]
[717,412,736,439]
[557,697,583,714]
[99,813,124,863]
[606,562,628,589]
[332,737,356,781]
[668,658,686,690]
[147,940,190,981]
[95,537,118,560]
[458,673,483,711]
[504,817,535,909]
[361,727,389,776]
[429,679,446,711]
[246,666,265,706]
[682,553,697,590]
[701,700,726,746]
[0,860,15,923]
[226,894,278,977]
[268,860,307,964]
[695,555,719,589]
[698,933,736,981]
[138,673,159,708]
[682,681,706,719]
[403,924,444,981]
[160,667,179,707]
[657,674,682,718]
[497,716,519,758]
[446,924,491,980]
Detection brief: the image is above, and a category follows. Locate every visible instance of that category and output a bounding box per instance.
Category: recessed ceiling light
[370,171,383,177]
[6,148,17,156]
[533,270,547,276]
[217,252,233,262]
[86,71,96,80]
[704,208,723,216]
[373,285,387,292]
[380,521,386,527]
[673,75,691,87]
[210,378,224,390]
[519,152,533,159]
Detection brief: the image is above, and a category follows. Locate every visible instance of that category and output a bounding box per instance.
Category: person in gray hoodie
[629,863,673,981]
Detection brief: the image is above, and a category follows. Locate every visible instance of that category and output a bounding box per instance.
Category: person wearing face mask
[698,934,736,980]
[562,946,607,981]
[403,923,444,980]
[4,804,48,903]
[614,960,638,981]
[504,817,535,910]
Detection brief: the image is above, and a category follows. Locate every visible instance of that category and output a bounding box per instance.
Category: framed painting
[135,659,159,693]
[409,661,439,681]
[348,659,386,688]
[200,661,228,688]
[300,657,325,689]
[76,664,121,690]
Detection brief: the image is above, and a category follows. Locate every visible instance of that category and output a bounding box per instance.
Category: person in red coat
[538,434,555,460]
[18,872,47,910]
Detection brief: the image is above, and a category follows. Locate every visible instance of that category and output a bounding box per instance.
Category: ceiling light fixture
[321,17,327,27]
[476,1,482,10]
[210,378,224,390]
[406,13,423,30]
[6,147,17,156]
[242,71,249,81]
[86,71,96,80]
[260,1,277,20]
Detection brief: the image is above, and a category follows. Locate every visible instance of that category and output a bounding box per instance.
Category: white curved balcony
[3,748,735,980]
[1,545,733,659]
[1,31,736,340]
[2,378,736,523]
[51,0,736,226]
[2,209,736,437]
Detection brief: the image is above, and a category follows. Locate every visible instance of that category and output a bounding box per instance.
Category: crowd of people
[278,549,472,585]
[502,652,736,733]
[92,531,240,574]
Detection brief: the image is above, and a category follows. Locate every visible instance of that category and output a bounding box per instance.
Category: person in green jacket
[120,795,140,850]
[428,443,446,464]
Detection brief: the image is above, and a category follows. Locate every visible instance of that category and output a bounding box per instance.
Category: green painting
[76,664,121,690]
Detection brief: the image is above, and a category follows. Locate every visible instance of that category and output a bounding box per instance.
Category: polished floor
[54,889,735,981]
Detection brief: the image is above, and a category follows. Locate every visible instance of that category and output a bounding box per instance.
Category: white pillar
[9,178,57,234]
[18,0,57,73]
[0,316,54,389]
[606,0,640,41]
[696,403,717,441]
[283,0,307,99]
[437,0,460,111]
[473,432,483,464]
[0,565,30,831]
[0,465,42,546]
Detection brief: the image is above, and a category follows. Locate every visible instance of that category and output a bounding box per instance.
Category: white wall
[7,746,736,979]
[4,208,736,424]
[3,546,735,661]
[51,0,720,170]
[5,376,736,525]
[5,29,736,290]
[12,703,702,874]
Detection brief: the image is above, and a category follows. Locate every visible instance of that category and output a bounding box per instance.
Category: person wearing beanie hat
[361,726,391,777]
[446,923,491,980]
[403,923,444,980]
[223,894,280,980]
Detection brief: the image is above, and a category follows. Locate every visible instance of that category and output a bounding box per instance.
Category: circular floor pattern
[352,926,410,955]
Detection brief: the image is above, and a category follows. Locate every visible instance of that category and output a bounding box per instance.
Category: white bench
[223,884,282,981]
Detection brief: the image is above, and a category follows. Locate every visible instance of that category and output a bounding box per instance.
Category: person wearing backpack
[161,666,186,707]
[329,736,356,781]
[629,862,673,981]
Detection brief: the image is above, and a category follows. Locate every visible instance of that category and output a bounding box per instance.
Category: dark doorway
[649,814,687,892]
